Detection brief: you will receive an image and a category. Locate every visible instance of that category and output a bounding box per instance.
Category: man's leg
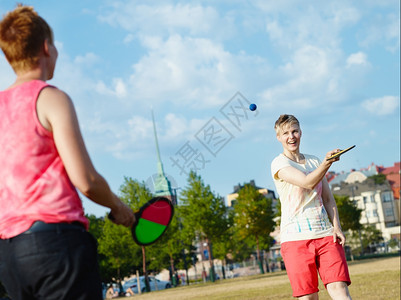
[281,241,320,298]
[326,282,352,300]
[315,237,351,300]
[298,292,319,299]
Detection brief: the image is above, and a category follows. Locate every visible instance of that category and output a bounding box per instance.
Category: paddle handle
[108,212,115,221]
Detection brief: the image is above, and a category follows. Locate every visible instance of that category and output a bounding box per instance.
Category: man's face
[276,122,302,152]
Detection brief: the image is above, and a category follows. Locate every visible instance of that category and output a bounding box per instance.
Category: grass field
[121,256,400,299]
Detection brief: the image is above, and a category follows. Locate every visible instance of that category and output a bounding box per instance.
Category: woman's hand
[109,198,136,227]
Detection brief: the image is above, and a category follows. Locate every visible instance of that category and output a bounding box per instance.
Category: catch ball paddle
[109,197,174,246]
[326,145,356,161]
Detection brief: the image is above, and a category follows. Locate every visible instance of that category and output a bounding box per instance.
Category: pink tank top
[0,80,88,239]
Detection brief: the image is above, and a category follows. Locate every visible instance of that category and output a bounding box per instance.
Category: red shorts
[281,236,351,298]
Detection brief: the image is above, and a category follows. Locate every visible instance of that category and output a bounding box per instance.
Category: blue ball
[249,103,257,111]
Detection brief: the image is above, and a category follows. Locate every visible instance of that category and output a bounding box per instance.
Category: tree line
[87,170,383,287]
[88,171,276,286]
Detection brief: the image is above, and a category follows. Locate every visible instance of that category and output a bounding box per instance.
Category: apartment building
[226,180,276,208]
[330,164,400,241]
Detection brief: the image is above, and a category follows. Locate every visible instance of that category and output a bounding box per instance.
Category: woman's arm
[36,86,135,227]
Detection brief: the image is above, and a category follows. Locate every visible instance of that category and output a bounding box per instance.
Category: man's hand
[333,226,346,246]
[324,149,341,163]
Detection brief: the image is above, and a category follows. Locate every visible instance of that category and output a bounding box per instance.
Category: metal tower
[151,110,176,204]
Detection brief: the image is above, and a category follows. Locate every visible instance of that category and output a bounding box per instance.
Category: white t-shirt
[271,153,333,243]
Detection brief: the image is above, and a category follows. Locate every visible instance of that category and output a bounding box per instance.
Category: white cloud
[362,96,400,116]
[346,52,369,67]
[82,114,154,159]
[127,115,153,140]
[163,113,206,142]
[74,52,100,66]
[95,78,127,98]
[84,112,212,159]
[263,1,360,50]
[98,2,232,39]
[123,34,135,44]
[358,13,400,52]
[384,14,400,52]
[265,21,283,41]
[126,34,269,108]
[94,0,371,117]
[51,42,99,98]
[255,2,365,114]
[260,45,345,111]
[163,114,189,140]
[128,35,230,105]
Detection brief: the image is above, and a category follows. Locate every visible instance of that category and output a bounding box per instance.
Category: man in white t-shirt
[271,114,351,300]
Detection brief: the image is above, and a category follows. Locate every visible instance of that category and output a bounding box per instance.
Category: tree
[98,218,140,283]
[116,177,185,288]
[387,238,400,250]
[119,177,160,291]
[274,198,281,226]
[169,206,199,285]
[87,214,105,240]
[86,214,117,282]
[88,214,139,283]
[227,225,256,262]
[97,177,154,289]
[233,183,275,273]
[368,174,387,185]
[334,195,362,232]
[361,225,384,253]
[179,171,230,282]
[119,177,153,209]
[212,208,236,278]
[212,208,234,259]
[334,194,363,256]
[143,211,186,286]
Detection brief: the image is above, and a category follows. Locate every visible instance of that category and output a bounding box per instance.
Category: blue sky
[1,0,399,217]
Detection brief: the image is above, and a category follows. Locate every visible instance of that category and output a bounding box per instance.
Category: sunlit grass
[123,256,400,299]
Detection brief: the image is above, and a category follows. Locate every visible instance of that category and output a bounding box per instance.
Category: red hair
[0,4,54,72]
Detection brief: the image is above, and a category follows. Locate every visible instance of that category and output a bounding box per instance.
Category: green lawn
[123,256,400,299]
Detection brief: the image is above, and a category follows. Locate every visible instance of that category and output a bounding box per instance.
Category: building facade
[329,162,400,241]
[226,180,276,208]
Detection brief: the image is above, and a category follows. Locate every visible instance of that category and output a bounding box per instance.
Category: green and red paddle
[109,197,174,246]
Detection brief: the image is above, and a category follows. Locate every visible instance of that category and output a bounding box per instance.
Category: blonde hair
[274,114,300,134]
[0,4,54,72]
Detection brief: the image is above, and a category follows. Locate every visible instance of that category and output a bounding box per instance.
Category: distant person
[271,115,351,299]
[271,262,276,272]
[0,4,135,299]
[105,284,118,299]
[125,287,135,297]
